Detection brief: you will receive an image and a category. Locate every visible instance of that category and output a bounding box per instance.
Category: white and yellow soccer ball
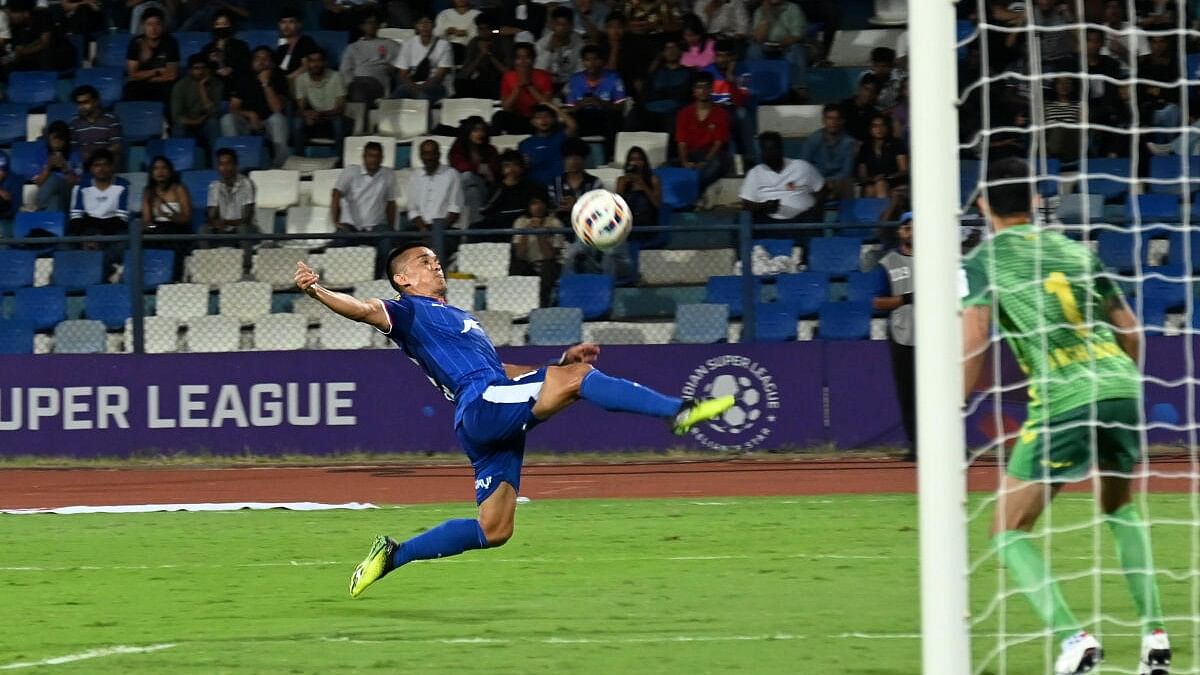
[570,189,632,251]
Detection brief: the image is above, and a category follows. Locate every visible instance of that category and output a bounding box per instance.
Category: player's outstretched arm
[1104,295,1141,364]
[294,261,390,332]
[962,305,992,401]
[502,343,601,379]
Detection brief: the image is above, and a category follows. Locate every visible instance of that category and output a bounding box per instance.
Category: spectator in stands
[275,6,320,80]
[615,144,662,245]
[839,74,880,142]
[293,49,348,158]
[0,151,21,220]
[392,14,453,102]
[171,55,224,149]
[126,0,174,36]
[740,131,825,228]
[386,0,421,30]
[142,155,192,271]
[201,10,252,96]
[341,13,399,104]
[435,0,479,64]
[510,193,565,307]
[1084,28,1124,134]
[502,0,547,41]
[598,12,647,101]
[800,0,839,66]
[873,211,915,462]
[1028,0,1078,73]
[68,150,130,269]
[70,86,124,168]
[987,107,1031,160]
[331,141,398,255]
[694,0,749,40]
[572,0,608,43]
[638,38,693,134]
[223,47,291,168]
[680,13,715,69]
[566,44,629,162]
[320,0,381,38]
[747,0,808,101]
[621,0,682,36]
[407,139,463,244]
[536,6,584,95]
[449,116,500,226]
[705,38,757,167]
[456,12,509,100]
[560,147,633,280]
[549,137,603,223]
[123,7,181,102]
[181,0,249,32]
[801,102,859,196]
[32,121,83,214]
[856,113,907,200]
[888,78,909,146]
[61,0,107,48]
[478,149,547,242]
[520,103,578,187]
[861,47,903,110]
[1098,0,1147,69]
[6,0,66,75]
[1138,35,1183,140]
[675,71,731,197]
[492,42,554,135]
[1043,75,1082,163]
[202,147,256,255]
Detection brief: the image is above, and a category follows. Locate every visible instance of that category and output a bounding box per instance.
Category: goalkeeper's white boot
[1139,629,1171,675]
[1054,631,1102,675]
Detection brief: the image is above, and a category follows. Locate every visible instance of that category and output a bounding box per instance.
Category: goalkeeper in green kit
[962,158,1169,675]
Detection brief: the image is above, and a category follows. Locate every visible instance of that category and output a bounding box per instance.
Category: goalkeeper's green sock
[1106,504,1166,633]
[993,530,1081,641]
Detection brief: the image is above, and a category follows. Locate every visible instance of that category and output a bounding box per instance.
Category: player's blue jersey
[380,294,507,424]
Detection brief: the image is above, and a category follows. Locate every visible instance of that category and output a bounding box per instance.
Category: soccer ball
[571,189,632,251]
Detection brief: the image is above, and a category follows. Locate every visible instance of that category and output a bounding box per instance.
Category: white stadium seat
[125,316,180,353]
[282,155,339,178]
[290,294,328,324]
[308,169,342,208]
[439,97,496,128]
[253,313,309,350]
[589,167,622,190]
[218,281,272,323]
[354,279,396,300]
[319,314,373,349]
[639,249,739,285]
[185,314,242,352]
[445,277,476,311]
[188,247,244,286]
[283,206,334,249]
[252,248,309,289]
[475,310,521,346]
[155,283,210,320]
[26,112,45,141]
[320,246,377,288]
[342,135,397,170]
[491,134,529,153]
[376,98,429,139]
[455,242,510,280]
[250,169,301,210]
[484,276,540,319]
[826,29,903,67]
[379,27,414,44]
[757,105,826,138]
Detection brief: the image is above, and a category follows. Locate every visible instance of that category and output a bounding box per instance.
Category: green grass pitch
[0,495,1194,674]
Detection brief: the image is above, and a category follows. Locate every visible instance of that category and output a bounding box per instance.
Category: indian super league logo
[681,355,781,451]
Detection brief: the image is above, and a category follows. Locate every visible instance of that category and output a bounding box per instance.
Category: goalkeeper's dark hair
[984,157,1034,217]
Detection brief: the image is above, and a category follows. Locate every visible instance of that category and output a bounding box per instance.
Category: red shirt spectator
[500,68,554,118]
[674,103,730,154]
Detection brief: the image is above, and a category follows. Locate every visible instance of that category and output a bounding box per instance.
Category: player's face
[396,249,446,298]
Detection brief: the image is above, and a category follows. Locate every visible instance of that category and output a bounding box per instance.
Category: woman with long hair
[142,155,193,272]
[615,145,662,244]
[855,113,908,199]
[448,116,500,226]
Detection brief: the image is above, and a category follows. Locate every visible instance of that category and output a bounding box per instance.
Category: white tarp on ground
[1,502,378,515]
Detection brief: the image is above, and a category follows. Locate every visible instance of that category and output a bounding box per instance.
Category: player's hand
[561,342,600,365]
[295,261,320,295]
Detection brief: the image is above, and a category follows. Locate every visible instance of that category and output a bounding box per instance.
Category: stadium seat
[1124,193,1180,223]
[123,249,176,289]
[182,169,218,229]
[283,206,334,249]
[839,198,889,224]
[485,276,541,319]
[188,247,243,286]
[805,67,866,104]
[0,250,36,291]
[73,67,125,108]
[185,314,242,352]
[95,33,132,69]
[754,238,795,259]
[655,167,700,211]
[84,284,132,330]
[376,98,430,138]
[0,103,29,145]
[807,237,862,276]
[316,246,375,288]
[457,242,512,280]
[342,135,396,169]
[439,98,496,129]
[558,274,615,320]
[757,105,824,138]
[0,319,35,354]
[378,27,414,44]
[1057,193,1103,227]
[145,137,197,172]
[214,135,266,170]
[308,168,342,208]
[115,101,166,144]
[959,159,980,209]
[825,28,902,66]
[845,269,887,304]
[249,169,301,210]
[475,310,520,345]
[14,211,66,240]
[704,275,761,318]
[236,29,279,50]
[125,315,180,353]
[754,303,799,342]
[319,313,372,349]
[13,286,67,330]
[51,250,104,291]
[8,141,41,179]
[175,32,209,64]
[45,103,78,128]
[8,71,57,108]
[219,281,272,323]
[1083,158,1132,200]
[311,30,349,63]
[1140,277,1188,312]
[290,294,327,324]
[444,277,477,310]
[613,132,669,169]
[1149,154,1200,194]
[639,249,738,285]
[1140,303,1168,337]
[118,172,149,212]
[353,279,396,300]
[775,272,829,318]
[817,301,872,340]
[672,303,729,343]
[252,248,308,289]
[252,313,309,350]
[1168,230,1200,272]
[742,59,791,103]
[53,319,107,354]
[155,283,210,320]
[1036,158,1062,198]
[25,112,45,142]
[1097,230,1140,274]
[528,307,583,346]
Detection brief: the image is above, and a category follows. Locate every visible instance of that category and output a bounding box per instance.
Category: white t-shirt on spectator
[407,164,463,225]
[392,36,454,73]
[434,8,480,47]
[738,158,824,220]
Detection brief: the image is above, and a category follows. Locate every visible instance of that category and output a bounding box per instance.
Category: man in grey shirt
[331,141,398,265]
[872,211,915,461]
[340,14,399,104]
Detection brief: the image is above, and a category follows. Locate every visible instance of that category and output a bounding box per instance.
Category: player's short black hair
[72,84,100,102]
[215,147,238,164]
[984,158,1034,218]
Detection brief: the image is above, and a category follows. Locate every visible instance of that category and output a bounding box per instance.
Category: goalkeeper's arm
[1104,295,1141,364]
[961,305,992,401]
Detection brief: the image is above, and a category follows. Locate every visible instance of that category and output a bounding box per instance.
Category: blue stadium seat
[53,319,108,353]
[14,211,66,238]
[654,166,700,211]
[311,31,350,64]
[775,272,828,318]
[845,269,887,305]
[46,102,78,126]
[1168,230,1200,273]
[527,307,583,346]
[7,141,41,180]
[1124,193,1180,222]
[146,137,197,171]
[84,284,132,329]
[1097,230,1140,274]
[960,159,981,208]
[1083,158,1132,200]
[1140,277,1188,313]
[1141,302,1168,337]
[807,236,861,276]
[0,250,36,291]
[0,103,29,145]
[1034,158,1062,197]
[672,303,729,343]
[73,67,126,108]
[817,301,872,341]
[754,239,793,258]
[839,198,889,224]
[1149,155,1200,194]
[557,273,614,320]
[0,319,34,354]
[13,286,67,330]
[804,67,864,104]
[754,303,799,342]
[237,30,280,51]
[124,249,176,289]
[212,136,265,170]
[95,33,132,70]
[52,250,105,291]
[182,169,218,229]
[742,59,790,103]
[175,32,210,64]
[8,71,58,108]
[1058,193,1103,227]
[115,101,165,143]
[704,275,761,318]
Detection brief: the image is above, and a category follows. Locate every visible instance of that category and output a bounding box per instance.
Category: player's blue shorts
[456,368,547,505]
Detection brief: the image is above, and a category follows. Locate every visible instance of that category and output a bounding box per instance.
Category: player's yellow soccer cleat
[349,535,396,598]
[671,396,735,436]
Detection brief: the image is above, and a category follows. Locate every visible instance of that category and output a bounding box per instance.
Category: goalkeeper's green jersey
[961,223,1141,423]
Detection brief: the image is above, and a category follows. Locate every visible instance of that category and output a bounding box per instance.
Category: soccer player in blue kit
[294,247,735,598]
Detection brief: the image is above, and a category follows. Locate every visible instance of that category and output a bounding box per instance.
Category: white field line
[312,631,1147,646]
[0,644,176,670]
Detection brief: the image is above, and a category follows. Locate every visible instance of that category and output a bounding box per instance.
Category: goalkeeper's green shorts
[1006,398,1142,482]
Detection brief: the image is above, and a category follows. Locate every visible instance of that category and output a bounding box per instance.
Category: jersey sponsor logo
[461,319,483,334]
[680,355,780,451]
[1040,459,1073,469]
[474,476,493,491]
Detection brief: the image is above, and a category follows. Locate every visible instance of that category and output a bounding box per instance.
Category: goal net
[925,1,1200,673]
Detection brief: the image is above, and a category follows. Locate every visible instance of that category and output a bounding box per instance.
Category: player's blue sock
[391,518,488,568]
[579,370,682,418]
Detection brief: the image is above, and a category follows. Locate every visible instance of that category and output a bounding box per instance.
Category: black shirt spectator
[839,75,881,142]
[275,9,321,78]
[201,10,253,98]
[123,8,181,102]
[8,1,67,73]
[479,150,548,242]
[502,0,547,40]
[230,65,290,121]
